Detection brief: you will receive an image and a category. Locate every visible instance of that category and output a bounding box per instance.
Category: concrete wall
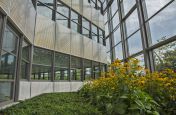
[18,81,83,100]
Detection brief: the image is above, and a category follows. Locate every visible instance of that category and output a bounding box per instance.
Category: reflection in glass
[112,13,119,29]
[22,40,30,61]
[2,27,17,54]
[128,31,143,55]
[113,28,121,46]
[84,59,92,80]
[111,0,118,16]
[54,52,69,80]
[71,11,80,32]
[0,51,16,79]
[92,62,100,79]
[123,0,136,15]
[92,25,98,42]
[56,1,69,27]
[148,2,176,45]
[115,43,123,60]
[154,41,176,71]
[125,9,139,37]
[55,67,69,80]
[144,0,171,18]
[71,56,82,80]
[0,82,13,102]
[21,40,30,80]
[20,61,29,79]
[37,1,53,19]
[33,47,52,66]
[31,65,51,80]
[82,18,90,38]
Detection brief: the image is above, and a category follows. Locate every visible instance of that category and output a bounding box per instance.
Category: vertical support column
[0,14,7,60]
[81,58,84,81]
[69,55,71,81]
[118,0,128,61]
[51,51,55,82]
[14,35,23,102]
[137,0,154,71]
[53,0,57,21]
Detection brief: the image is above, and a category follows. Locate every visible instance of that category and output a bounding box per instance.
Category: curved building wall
[0,0,107,106]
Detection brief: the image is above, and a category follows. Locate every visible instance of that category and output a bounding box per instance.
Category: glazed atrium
[0,0,176,106]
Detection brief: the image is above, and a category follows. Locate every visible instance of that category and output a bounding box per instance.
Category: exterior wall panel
[92,41,100,62]
[35,15,55,50]
[25,0,36,42]
[70,31,83,57]
[100,45,107,63]
[83,36,93,60]
[10,0,27,33]
[0,0,36,43]
[0,0,11,15]
[55,22,71,54]
[83,1,92,21]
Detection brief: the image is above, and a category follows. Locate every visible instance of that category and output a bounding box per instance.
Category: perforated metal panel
[70,31,83,57]
[83,36,93,60]
[0,0,11,15]
[98,12,105,30]
[34,15,55,50]
[10,0,27,33]
[91,8,99,28]
[0,0,36,42]
[92,41,100,62]
[60,0,104,30]
[71,0,83,15]
[55,22,71,54]
[25,0,36,43]
[100,45,107,64]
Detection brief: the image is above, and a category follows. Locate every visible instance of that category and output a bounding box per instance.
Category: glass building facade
[0,0,175,106]
[106,0,176,72]
[0,0,107,106]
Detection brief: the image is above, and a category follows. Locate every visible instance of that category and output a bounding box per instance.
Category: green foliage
[0,93,102,115]
[79,58,176,115]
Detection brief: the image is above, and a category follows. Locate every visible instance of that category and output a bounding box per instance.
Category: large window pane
[148,1,176,45]
[84,59,92,80]
[0,82,13,102]
[0,51,16,79]
[33,47,52,66]
[20,61,29,79]
[111,0,118,16]
[125,9,140,37]
[82,18,90,38]
[92,25,98,42]
[56,1,69,27]
[2,27,17,54]
[113,28,121,46]
[112,12,119,29]
[31,65,51,80]
[144,0,171,18]
[71,56,82,80]
[92,62,100,79]
[128,31,143,55]
[114,43,123,60]
[71,11,80,32]
[21,40,30,80]
[54,52,69,80]
[37,1,54,19]
[55,67,69,80]
[123,0,136,15]
[154,41,176,71]
[22,40,30,61]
